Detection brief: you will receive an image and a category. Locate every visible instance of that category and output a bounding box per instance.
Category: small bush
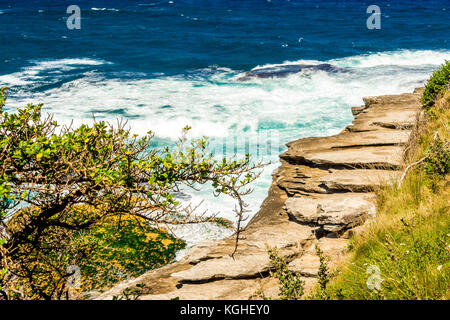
[423,138,450,192]
[316,246,331,300]
[266,245,305,300]
[422,61,450,110]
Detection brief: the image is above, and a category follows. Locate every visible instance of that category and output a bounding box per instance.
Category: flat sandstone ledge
[95,88,422,300]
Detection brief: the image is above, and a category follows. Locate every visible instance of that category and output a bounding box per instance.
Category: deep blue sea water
[1,0,450,245]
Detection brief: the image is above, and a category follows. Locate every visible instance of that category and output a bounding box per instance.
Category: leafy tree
[0,87,263,299]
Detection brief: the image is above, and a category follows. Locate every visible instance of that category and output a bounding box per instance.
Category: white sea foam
[252,49,450,70]
[91,8,120,12]
[249,59,322,72]
[0,58,108,88]
[2,49,450,245]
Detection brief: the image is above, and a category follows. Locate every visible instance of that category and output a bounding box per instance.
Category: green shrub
[315,246,331,300]
[422,61,450,110]
[266,245,305,300]
[423,138,450,192]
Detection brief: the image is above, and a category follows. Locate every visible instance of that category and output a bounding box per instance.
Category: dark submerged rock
[237,63,346,81]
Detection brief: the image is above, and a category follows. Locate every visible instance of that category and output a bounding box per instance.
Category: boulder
[281,130,410,169]
[288,254,320,277]
[319,169,399,192]
[283,145,404,169]
[284,193,376,232]
[171,253,272,282]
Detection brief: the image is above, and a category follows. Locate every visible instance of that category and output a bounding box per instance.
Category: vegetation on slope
[323,63,450,300]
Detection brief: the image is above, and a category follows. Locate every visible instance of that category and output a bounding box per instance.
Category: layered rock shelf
[97,88,424,300]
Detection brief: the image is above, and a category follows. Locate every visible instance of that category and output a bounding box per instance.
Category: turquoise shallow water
[1,0,450,244]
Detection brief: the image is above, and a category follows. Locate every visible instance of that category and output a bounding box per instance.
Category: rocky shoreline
[96,87,424,300]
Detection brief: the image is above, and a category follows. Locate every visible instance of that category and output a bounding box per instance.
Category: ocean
[1,0,449,247]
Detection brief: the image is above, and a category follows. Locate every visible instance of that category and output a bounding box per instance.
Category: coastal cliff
[97,87,424,300]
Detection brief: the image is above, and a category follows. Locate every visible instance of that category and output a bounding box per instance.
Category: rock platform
[96,88,423,300]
